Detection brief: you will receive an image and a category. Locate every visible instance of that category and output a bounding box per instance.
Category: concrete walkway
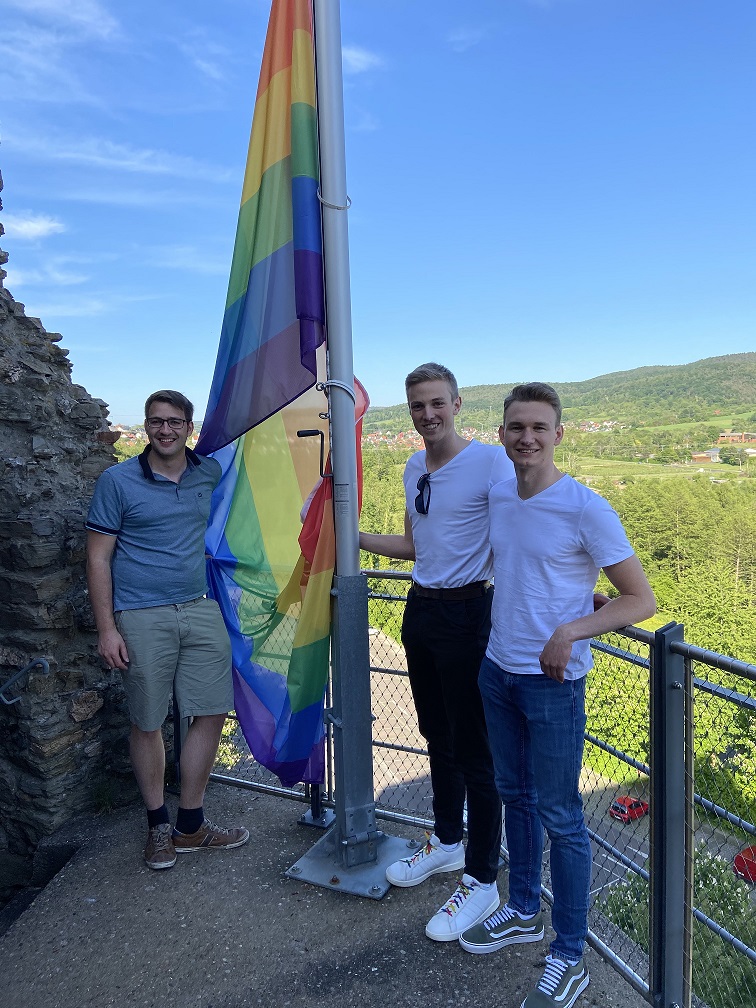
[0,784,649,1008]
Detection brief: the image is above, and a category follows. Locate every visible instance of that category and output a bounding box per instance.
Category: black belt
[410,580,490,600]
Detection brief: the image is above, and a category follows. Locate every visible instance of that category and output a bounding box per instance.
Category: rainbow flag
[197,0,356,785]
[198,0,324,451]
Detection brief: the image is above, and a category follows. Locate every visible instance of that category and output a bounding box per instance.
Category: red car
[734,847,756,882]
[609,796,649,823]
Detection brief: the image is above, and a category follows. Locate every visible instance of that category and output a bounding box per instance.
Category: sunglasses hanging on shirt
[415,473,431,515]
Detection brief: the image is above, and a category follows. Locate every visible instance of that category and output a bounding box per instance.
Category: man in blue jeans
[459,382,655,1008]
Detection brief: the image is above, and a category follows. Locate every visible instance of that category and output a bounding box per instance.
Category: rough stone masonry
[0,170,136,907]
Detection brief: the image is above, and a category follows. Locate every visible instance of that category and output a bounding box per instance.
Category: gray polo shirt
[86,447,221,611]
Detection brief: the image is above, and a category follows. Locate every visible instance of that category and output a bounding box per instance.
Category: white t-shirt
[404,440,514,588]
[487,474,633,679]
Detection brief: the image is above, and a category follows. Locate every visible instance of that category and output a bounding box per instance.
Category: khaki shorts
[115,597,233,731]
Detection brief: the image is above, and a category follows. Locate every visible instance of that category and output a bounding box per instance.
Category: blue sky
[2,0,754,423]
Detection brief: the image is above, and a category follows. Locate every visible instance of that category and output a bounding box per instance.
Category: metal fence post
[650,621,689,1008]
[299,661,337,830]
[329,573,380,866]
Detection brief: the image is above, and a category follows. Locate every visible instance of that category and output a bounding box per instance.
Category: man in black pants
[360,362,513,940]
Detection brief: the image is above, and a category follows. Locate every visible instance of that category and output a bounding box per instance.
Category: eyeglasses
[145,417,188,431]
[415,472,431,514]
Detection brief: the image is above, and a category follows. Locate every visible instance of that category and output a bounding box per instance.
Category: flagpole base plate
[298,807,336,829]
[286,829,410,899]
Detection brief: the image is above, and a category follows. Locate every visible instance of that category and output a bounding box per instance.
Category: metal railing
[211,570,756,1008]
[0,658,49,705]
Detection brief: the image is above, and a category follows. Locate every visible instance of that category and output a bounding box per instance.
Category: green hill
[363,352,756,432]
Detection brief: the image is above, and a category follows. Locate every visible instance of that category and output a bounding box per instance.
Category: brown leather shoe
[144,822,177,869]
[173,819,249,852]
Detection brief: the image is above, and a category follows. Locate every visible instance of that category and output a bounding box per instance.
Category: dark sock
[146,804,170,829]
[175,806,204,835]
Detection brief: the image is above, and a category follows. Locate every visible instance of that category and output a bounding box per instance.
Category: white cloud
[145,245,229,275]
[342,46,384,75]
[447,27,487,53]
[0,26,101,106]
[350,109,380,133]
[191,57,226,83]
[4,262,89,287]
[176,32,232,84]
[27,290,160,320]
[50,251,117,265]
[4,0,119,40]
[2,213,66,240]
[56,187,229,209]
[9,131,234,184]
[2,268,44,287]
[0,1,122,107]
[27,297,110,318]
[47,266,89,285]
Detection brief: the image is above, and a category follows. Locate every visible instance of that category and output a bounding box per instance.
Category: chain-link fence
[367,572,432,825]
[210,571,756,1008]
[579,630,654,994]
[678,645,756,1008]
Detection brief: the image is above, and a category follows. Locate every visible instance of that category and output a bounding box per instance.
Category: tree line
[364,351,756,435]
[360,445,756,665]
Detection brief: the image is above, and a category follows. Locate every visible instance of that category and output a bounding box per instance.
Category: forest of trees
[359,444,756,665]
[598,474,756,660]
[358,432,756,1008]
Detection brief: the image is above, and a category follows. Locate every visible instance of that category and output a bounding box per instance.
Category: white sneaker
[425,873,500,942]
[386,832,465,887]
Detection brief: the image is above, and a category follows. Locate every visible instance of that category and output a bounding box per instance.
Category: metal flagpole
[286,0,407,898]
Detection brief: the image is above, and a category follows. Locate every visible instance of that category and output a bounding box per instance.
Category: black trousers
[401,587,502,884]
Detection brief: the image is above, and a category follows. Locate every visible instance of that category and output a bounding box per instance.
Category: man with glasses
[86,390,248,870]
[360,363,513,941]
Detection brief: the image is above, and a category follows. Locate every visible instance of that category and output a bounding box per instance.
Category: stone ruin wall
[0,173,136,907]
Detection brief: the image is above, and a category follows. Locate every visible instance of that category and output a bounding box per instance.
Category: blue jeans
[478,655,591,961]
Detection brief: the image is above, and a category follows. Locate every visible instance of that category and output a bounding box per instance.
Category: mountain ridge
[364,352,756,430]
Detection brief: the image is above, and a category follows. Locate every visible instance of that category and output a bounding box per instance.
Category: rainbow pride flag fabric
[197,0,362,786]
[198,0,324,452]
